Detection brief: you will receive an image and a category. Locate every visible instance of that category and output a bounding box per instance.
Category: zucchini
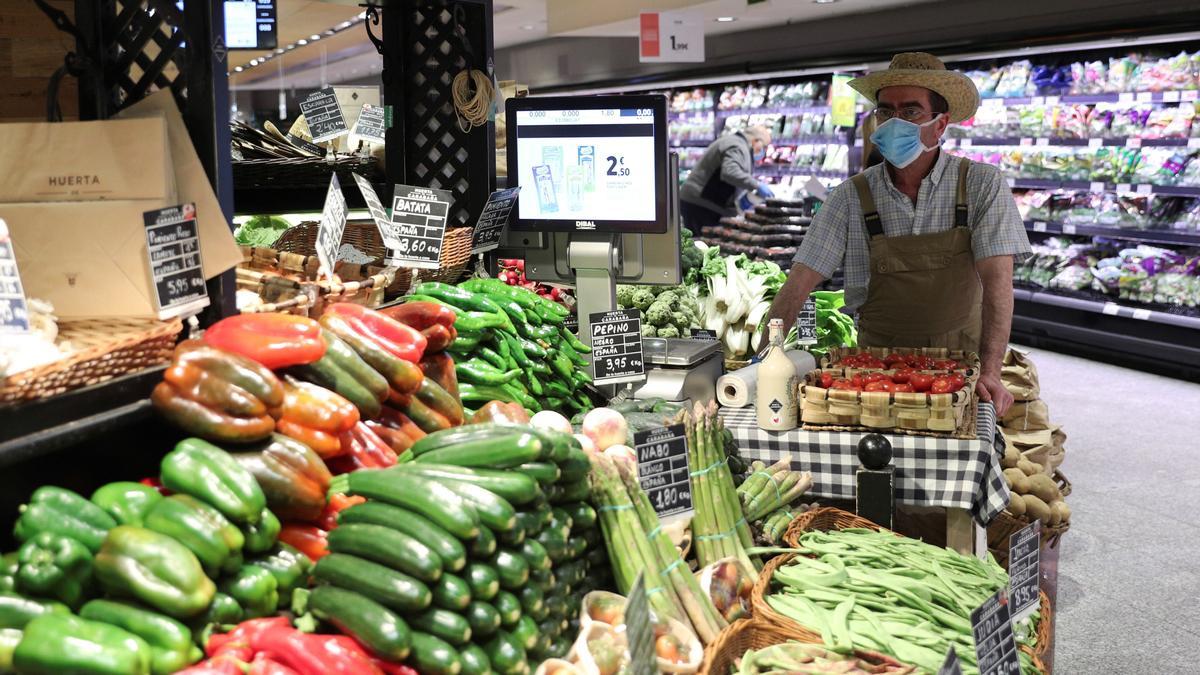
[409,632,463,675]
[535,529,567,564]
[566,535,589,560]
[493,591,521,627]
[549,637,572,659]
[524,428,571,462]
[543,593,567,621]
[466,601,502,639]
[338,502,467,573]
[528,569,556,594]
[485,631,528,675]
[518,539,551,573]
[410,424,522,457]
[548,508,573,538]
[460,644,494,675]
[586,547,609,569]
[491,550,530,590]
[470,526,497,559]
[432,573,472,611]
[532,503,553,531]
[313,553,431,613]
[415,432,543,469]
[514,511,541,538]
[341,471,481,539]
[326,523,442,583]
[433,479,518,533]
[556,447,590,482]
[565,502,597,530]
[307,585,411,661]
[551,479,590,504]
[537,618,562,640]
[557,560,587,588]
[411,608,473,646]
[392,464,542,505]
[531,632,552,660]
[512,615,539,652]
[466,563,499,601]
[518,586,545,619]
[514,462,560,486]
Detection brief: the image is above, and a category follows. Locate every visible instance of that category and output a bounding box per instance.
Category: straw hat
[848,52,980,124]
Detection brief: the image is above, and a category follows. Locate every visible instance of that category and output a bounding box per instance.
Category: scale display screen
[508,95,668,234]
[225,0,277,50]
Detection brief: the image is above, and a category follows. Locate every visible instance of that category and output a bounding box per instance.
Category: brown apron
[851,159,983,352]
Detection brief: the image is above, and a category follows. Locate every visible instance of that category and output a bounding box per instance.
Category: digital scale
[631,338,724,406]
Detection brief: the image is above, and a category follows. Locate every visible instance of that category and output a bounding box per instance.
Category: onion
[581,407,628,451]
[530,410,572,435]
[574,433,598,455]
[604,444,637,470]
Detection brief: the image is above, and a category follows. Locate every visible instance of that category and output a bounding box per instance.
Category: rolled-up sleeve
[793,183,850,279]
[969,164,1032,261]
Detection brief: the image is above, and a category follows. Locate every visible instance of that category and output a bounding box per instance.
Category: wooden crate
[799,367,976,436]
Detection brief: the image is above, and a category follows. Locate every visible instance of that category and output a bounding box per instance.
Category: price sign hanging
[388,184,452,270]
[638,10,704,63]
[316,174,349,279]
[299,87,349,144]
[938,648,965,675]
[625,574,656,675]
[143,203,209,320]
[352,174,390,233]
[633,424,693,520]
[970,590,1021,675]
[0,219,31,334]
[795,297,818,345]
[1007,521,1041,621]
[470,186,520,255]
[589,309,646,385]
[351,104,387,145]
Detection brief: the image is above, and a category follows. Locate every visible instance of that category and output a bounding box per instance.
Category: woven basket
[799,368,977,438]
[232,156,385,191]
[818,346,980,371]
[0,317,182,405]
[700,618,915,675]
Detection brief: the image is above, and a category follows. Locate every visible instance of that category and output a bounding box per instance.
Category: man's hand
[975,371,1013,417]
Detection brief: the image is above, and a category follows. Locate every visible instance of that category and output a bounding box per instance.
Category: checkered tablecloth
[719,403,1010,526]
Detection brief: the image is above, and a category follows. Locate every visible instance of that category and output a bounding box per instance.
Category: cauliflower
[632,288,656,311]
[656,290,680,310]
[616,284,636,308]
[657,325,680,338]
[672,311,692,329]
[646,301,674,327]
[641,324,658,337]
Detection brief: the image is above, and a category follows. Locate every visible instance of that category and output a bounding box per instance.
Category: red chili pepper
[208,617,293,659]
[253,621,385,675]
[317,493,367,530]
[176,654,249,675]
[204,314,327,370]
[419,324,456,353]
[277,523,329,561]
[138,477,172,495]
[325,304,427,363]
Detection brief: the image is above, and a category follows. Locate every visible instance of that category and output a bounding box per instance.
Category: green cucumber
[493,591,521,627]
[531,632,552,660]
[523,428,571,463]
[529,569,556,594]
[392,464,542,505]
[415,432,543,469]
[409,632,462,675]
[465,601,501,639]
[551,479,590,504]
[512,615,539,652]
[485,631,528,675]
[411,608,472,646]
[433,479,518,533]
[557,560,587,588]
[313,554,431,612]
[340,471,480,540]
[514,462,560,486]
[306,585,411,661]
[533,503,553,531]
[466,563,499,601]
[431,573,472,611]
[548,508,573,538]
[537,618,562,640]
[470,526,497,559]
[514,511,541,537]
[337,502,467,573]
[460,644,494,675]
[557,447,590,482]
[543,593,567,621]
[518,539,551,573]
[491,550,530,590]
[566,535,589,560]
[565,502,597,530]
[410,424,519,457]
[518,586,545,619]
[535,529,567,564]
[326,523,442,583]
[497,521,526,547]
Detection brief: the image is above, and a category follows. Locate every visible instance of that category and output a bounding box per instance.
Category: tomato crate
[798,366,977,438]
[818,346,980,375]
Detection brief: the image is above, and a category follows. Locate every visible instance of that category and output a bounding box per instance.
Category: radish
[581,407,629,451]
[530,410,573,435]
[574,433,598,455]
[603,444,637,470]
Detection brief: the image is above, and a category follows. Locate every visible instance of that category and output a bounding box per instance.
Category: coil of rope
[453,68,493,132]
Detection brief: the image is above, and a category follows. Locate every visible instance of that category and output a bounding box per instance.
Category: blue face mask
[753,147,767,163]
[870,115,941,169]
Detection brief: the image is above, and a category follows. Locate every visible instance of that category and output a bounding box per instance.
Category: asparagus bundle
[737,458,813,522]
[685,402,759,575]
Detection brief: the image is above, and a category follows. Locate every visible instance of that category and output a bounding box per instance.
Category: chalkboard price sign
[299,87,349,143]
[634,424,693,519]
[387,184,452,270]
[0,219,31,334]
[970,591,1021,675]
[143,204,209,320]
[589,309,646,385]
[796,297,817,344]
[470,187,520,254]
[316,175,349,279]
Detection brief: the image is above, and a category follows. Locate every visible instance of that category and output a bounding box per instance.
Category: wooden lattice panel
[101,0,190,113]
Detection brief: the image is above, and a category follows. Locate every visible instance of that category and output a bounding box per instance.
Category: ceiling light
[249,59,259,65]
[274,48,284,54]
[297,39,306,45]
[310,34,321,40]
[338,20,352,28]
[234,66,243,72]
[813,0,839,3]
[715,16,736,22]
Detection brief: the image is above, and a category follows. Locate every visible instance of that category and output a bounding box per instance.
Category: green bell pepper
[0,553,17,595]
[0,593,68,630]
[240,508,281,555]
[14,532,93,609]
[220,565,278,619]
[13,486,116,553]
[250,543,311,605]
[81,600,202,675]
[94,526,215,620]
[0,627,20,672]
[161,438,266,526]
[188,592,242,643]
[143,495,245,578]
[14,613,152,675]
[91,482,163,528]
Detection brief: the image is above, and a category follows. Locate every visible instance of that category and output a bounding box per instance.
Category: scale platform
[632,337,724,406]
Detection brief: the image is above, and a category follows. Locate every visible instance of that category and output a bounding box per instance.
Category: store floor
[1024,345,1200,673]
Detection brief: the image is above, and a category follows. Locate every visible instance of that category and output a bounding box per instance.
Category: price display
[0,219,31,334]
[1136,184,1153,196]
[625,575,656,675]
[1132,308,1152,320]
[286,133,326,157]
[1089,181,1106,193]
[299,87,348,143]
[351,104,387,145]
[796,297,817,344]
[316,174,348,279]
[1061,224,1076,235]
[143,204,209,320]
[470,187,521,254]
[634,424,693,519]
[689,328,719,341]
[388,184,453,270]
[589,309,646,385]
[563,312,579,334]
[1032,221,1047,232]
[1007,521,1040,621]
[970,590,1021,675]
[1088,138,1103,149]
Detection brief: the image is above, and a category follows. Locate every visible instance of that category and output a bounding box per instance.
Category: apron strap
[851,173,884,237]
[954,158,971,228]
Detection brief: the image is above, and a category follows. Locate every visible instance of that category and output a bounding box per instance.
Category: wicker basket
[0,317,182,406]
[799,369,977,438]
[986,473,1072,570]
[701,618,915,675]
[232,156,385,191]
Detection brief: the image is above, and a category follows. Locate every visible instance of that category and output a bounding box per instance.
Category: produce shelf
[772,135,849,145]
[947,137,1199,148]
[667,110,715,121]
[716,104,831,118]
[1008,179,1200,197]
[757,166,848,179]
[1015,287,1200,330]
[981,90,1200,106]
[1023,220,1200,246]
[668,138,714,147]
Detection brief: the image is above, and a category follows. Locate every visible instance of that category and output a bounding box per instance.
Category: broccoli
[641,324,658,338]
[657,325,680,338]
[646,301,674,327]
[656,290,680,309]
[632,288,656,311]
[672,311,692,329]
[616,284,636,308]
[680,241,703,275]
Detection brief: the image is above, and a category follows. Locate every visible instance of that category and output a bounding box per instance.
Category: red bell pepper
[276,380,360,458]
[253,621,384,675]
[277,523,329,561]
[208,617,291,659]
[325,304,427,363]
[380,302,458,353]
[328,423,398,472]
[373,661,420,675]
[317,493,366,531]
[176,655,248,675]
[250,654,302,675]
[204,314,326,370]
[419,352,459,400]
[387,389,453,434]
[363,421,417,454]
[318,314,425,395]
[378,406,426,441]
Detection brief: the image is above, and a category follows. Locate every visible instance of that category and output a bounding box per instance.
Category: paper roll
[717,350,815,408]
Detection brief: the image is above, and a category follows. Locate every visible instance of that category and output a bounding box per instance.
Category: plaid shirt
[794,152,1031,310]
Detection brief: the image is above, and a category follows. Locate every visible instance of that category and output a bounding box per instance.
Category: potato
[1027,473,1061,504]
[1050,500,1071,524]
[1017,459,1041,476]
[1007,493,1027,517]
[1002,444,1021,469]
[1002,468,1028,492]
[1046,503,1062,526]
[1023,494,1051,524]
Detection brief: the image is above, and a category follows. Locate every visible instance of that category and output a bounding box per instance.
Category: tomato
[830,379,861,391]
[933,359,959,370]
[911,356,935,370]
[864,380,892,392]
[850,374,865,388]
[946,373,967,391]
[891,382,914,393]
[930,376,956,394]
[862,357,886,369]
[820,372,834,389]
[909,373,934,392]
[863,372,888,384]
[892,367,915,384]
[883,352,908,366]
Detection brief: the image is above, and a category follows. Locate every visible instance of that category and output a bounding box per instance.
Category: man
[764,53,1030,415]
[679,125,775,237]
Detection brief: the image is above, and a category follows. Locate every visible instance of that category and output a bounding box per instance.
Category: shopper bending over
[764,53,1030,415]
[679,125,775,237]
